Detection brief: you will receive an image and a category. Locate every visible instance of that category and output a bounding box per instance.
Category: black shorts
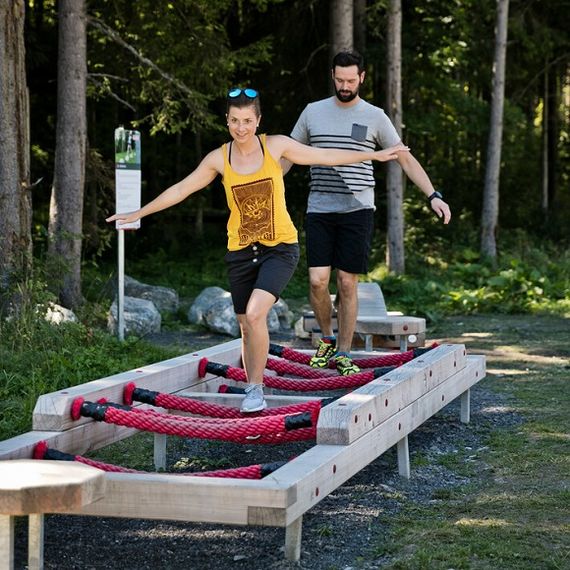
[305,209,374,274]
[224,242,300,314]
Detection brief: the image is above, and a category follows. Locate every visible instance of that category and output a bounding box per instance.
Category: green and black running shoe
[309,337,337,368]
[334,353,361,376]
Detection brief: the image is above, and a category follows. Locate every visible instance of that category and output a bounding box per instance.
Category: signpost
[114,127,141,340]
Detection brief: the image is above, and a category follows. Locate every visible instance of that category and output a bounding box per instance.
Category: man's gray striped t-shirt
[290,96,401,214]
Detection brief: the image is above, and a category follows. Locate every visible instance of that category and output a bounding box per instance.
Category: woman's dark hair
[332,50,365,74]
[226,91,261,117]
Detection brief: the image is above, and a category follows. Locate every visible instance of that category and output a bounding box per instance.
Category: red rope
[126,383,323,419]
[74,399,314,443]
[269,343,437,368]
[33,442,283,479]
[265,357,338,378]
[200,358,393,391]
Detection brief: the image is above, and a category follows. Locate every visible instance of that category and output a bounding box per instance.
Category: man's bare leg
[335,270,359,353]
[308,266,334,337]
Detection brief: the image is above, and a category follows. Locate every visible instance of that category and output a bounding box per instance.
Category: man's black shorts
[224,242,300,314]
[304,209,374,274]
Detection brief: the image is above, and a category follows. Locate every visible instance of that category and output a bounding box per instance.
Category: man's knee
[337,272,358,297]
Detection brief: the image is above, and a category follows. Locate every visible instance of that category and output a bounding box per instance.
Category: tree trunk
[329,0,353,66]
[0,0,31,298]
[386,0,405,274]
[541,65,549,216]
[48,0,87,308]
[354,0,366,54]
[480,0,509,261]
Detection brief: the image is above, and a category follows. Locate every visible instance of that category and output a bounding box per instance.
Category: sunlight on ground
[455,517,512,528]
[461,332,493,338]
[479,405,519,415]
[486,368,530,376]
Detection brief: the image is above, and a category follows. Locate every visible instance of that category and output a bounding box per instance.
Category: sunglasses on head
[228,88,259,99]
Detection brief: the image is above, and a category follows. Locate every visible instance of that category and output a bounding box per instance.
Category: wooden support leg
[284,516,303,562]
[0,514,15,570]
[154,433,167,470]
[28,514,44,570]
[397,435,411,479]
[460,389,471,424]
[399,336,408,352]
[364,334,373,352]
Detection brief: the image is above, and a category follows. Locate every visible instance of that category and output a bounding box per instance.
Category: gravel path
[11,330,522,570]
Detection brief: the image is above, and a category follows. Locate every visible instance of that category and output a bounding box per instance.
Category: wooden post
[0,515,15,570]
[154,433,167,470]
[28,514,44,570]
[397,435,410,479]
[284,516,303,561]
[460,389,471,424]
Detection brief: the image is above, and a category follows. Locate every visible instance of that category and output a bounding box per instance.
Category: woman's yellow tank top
[222,134,298,251]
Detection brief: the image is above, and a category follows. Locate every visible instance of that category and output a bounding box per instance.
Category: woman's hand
[105,211,141,225]
[373,143,410,162]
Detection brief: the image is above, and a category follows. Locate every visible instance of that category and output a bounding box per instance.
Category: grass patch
[367,315,570,569]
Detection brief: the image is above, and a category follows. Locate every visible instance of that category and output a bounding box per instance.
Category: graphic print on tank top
[231,178,275,246]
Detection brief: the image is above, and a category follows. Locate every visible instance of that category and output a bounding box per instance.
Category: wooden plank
[317,344,467,445]
[267,356,485,525]
[69,472,295,526]
[32,339,243,431]
[354,315,426,336]
[0,460,106,516]
[0,422,141,460]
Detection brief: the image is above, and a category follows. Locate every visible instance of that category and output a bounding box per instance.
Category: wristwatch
[428,191,443,202]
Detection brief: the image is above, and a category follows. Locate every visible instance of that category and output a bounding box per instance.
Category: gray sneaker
[241,383,267,413]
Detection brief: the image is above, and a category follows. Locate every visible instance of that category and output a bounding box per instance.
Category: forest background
[0,0,569,438]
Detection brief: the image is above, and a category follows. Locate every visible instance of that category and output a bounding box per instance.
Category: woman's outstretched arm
[106,149,222,225]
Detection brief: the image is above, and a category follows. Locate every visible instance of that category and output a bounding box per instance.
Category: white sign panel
[114,127,141,230]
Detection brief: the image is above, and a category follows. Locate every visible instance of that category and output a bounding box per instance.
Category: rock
[203,297,240,337]
[273,298,294,329]
[188,286,230,325]
[107,296,161,337]
[124,275,179,314]
[295,317,311,339]
[191,286,285,336]
[44,303,78,325]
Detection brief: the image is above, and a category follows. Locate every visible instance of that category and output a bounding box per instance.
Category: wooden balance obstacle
[0,338,485,563]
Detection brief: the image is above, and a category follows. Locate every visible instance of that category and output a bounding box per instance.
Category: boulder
[273,298,294,329]
[188,286,230,325]
[44,303,78,325]
[107,296,161,337]
[199,290,282,337]
[124,275,179,314]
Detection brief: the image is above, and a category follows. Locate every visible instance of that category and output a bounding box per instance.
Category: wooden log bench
[0,338,485,564]
[0,460,105,570]
[303,282,426,351]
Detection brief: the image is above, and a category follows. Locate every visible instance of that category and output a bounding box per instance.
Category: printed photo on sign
[115,127,141,169]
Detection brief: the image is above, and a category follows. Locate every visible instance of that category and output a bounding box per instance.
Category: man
[289,50,451,375]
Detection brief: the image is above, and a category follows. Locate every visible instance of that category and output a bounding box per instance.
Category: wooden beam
[32,339,243,431]
[71,472,295,526]
[317,344,467,444]
[268,356,485,525]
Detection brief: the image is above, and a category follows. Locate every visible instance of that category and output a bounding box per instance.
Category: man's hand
[430,198,451,224]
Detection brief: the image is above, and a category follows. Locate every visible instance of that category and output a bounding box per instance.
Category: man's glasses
[228,88,259,99]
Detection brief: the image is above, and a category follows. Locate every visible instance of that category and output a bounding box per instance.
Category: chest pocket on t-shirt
[351,123,368,142]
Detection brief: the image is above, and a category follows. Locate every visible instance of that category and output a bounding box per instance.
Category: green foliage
[368,230,569,320]
[0,275,182,441]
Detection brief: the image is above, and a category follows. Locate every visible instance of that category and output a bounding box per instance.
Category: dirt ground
[11,321,524,570]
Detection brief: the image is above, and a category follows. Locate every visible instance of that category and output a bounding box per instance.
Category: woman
[106,88,408,413]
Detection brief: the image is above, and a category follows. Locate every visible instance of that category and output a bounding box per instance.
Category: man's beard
[335,85,360,103]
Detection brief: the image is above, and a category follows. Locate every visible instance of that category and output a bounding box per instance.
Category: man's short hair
[332,50,365,73]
